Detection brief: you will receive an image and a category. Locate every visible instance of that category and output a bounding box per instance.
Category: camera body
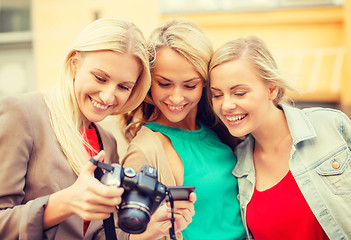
[100,163,166,234]
[90,159,195,234]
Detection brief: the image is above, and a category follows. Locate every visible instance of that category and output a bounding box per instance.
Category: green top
[145,122,245,240]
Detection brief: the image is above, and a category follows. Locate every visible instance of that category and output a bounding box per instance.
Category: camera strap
[93,165,117,240]
[102,214,117,240]
[167,190,177,240]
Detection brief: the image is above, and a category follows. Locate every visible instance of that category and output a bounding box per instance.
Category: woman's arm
[121,134,196,240]
[0,96,43,239]
[0,96,124,239]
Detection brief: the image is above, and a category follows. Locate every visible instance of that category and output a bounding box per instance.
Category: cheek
[73,71,89,96]
[150,85,163,102]
[212,100,221,116]
[73,79,83,101]
[118,91,133,106]
[192,88,204,103]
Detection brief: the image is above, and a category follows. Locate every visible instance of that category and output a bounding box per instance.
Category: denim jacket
[233,104,351,240]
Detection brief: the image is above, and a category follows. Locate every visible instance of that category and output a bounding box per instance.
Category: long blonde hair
[123,18,214,140]
[45,18,151,175]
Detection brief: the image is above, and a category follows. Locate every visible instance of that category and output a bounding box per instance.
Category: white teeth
[226,115,245,121]
[91,98,108,110]
[168,105,184,110]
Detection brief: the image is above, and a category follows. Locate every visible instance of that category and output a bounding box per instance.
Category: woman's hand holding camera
[129,192,196,240]
[173,192,196,232]
[66,150,124,220]
[43,150,124,229]
[44,149,196,239]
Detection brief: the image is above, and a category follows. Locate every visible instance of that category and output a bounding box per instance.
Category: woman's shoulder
[301,106,350,127]
[122,125,166,171]
[283,104,349,125]
[130,125,161,147]
[0,92,46,121]
[302,106,344,116]
[126,125,167,161]
[0,92,44,106]
[0,93,48,150]
[283,104,345,118]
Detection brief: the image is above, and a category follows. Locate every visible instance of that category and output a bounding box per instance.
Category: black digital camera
[90,159,195,234]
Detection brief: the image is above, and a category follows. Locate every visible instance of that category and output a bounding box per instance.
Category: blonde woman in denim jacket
[209,36,351,240]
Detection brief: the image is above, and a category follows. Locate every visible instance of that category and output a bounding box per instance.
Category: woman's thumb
[82,150,106,174]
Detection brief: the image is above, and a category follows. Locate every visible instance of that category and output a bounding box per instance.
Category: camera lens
[122,215,143,227]
[118,208,149,234]
[118,191,152,234]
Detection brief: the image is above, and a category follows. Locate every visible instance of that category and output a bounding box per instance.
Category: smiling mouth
[165,103,186,112]
[90,97,109,110]
[225,114,247,122]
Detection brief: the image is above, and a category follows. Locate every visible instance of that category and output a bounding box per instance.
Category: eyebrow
[155,75,202,83]
[93,68,136,85]
[93,68,110,79]
[210,87,222,91]
[211,84,247,91]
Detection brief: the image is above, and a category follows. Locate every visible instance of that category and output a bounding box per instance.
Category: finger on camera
[93,150,105,162]
[189,192,196,203]
[166,192,196,209]
[94,194,122,207]
[80,150,105,175]
[90,187,124,206]
[73,199,116,219]
[88,176,124,197]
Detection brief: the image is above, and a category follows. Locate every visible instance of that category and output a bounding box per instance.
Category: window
[0,0,31,32]
[0,0,34,96]
[157,0,344,14]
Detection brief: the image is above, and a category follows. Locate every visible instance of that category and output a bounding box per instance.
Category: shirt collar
[280,104,316,145]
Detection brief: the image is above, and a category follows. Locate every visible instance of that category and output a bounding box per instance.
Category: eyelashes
[94,74,133,91]
[157,81,197,89]
[94,74,106,82]
[211,92,247,98]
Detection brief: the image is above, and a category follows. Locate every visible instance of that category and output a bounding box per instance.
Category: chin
[88,115,107,124]
[163,113,186,122]
[226,128,243,138]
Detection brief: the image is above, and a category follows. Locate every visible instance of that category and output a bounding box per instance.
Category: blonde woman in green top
[121,18,245,240]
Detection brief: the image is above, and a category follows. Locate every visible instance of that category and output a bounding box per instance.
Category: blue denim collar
[233,104,317,178]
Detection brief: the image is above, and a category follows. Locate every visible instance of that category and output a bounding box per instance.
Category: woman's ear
[268,86,279,101]
[70,51,80,76]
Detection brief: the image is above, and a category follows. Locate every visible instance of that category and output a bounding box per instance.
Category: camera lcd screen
[165,186,195,201]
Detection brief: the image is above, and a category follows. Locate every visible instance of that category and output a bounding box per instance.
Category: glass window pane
[0,0,31,32]
[157,0,344,14]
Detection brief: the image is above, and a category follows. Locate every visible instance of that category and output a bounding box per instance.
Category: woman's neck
[252,106,293,191]
[155,112,199,131]
[252,106,291,153]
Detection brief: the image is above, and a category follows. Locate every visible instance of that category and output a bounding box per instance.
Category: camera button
[124,167,137,178]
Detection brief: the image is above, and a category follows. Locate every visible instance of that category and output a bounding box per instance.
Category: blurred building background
[0,0,350,117]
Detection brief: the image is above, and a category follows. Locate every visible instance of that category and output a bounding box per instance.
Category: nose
[100,85,117,105]
[222,95,236,112]
[169,86,184,104]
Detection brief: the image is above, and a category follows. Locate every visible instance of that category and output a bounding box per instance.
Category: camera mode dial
[124,167,136,178]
